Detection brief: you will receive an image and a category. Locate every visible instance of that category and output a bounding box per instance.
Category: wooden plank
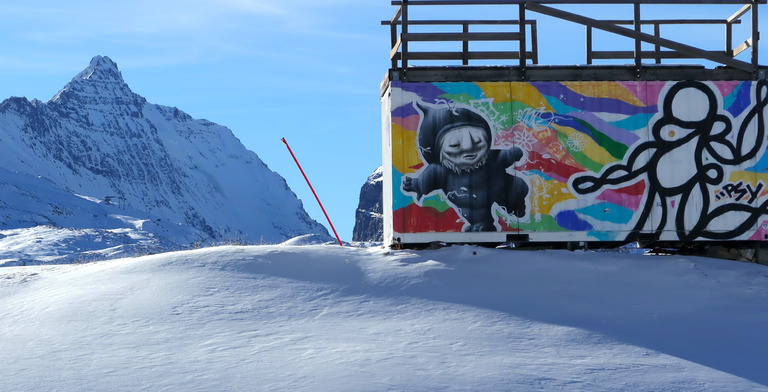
[386,19,533,25]
[384,18,741,26]
[727,4,752,23]
[732,38,753,57]
[403,32,523,41]
[469,51,534,60]
[390,36,403,61]
[526,2,754,72]
[390,6,403,25]
[591,50,731,59]
[601,19,739,25]
[399,51,535,60]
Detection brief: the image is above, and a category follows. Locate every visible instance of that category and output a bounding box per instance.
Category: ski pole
[281,138,343,246]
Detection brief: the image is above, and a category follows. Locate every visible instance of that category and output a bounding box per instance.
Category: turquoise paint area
[433,83,485,100]
[527,169,554,181]
[544,95,579,115]
[392,169,445,211]
[394,169,449,211]
[744,148,768,173]
[576,202,634,224]
[722,82,741,111]
[609,113,653,132]
[588,231,624,241]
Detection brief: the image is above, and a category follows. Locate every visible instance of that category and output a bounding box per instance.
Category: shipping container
[381,1,767,249]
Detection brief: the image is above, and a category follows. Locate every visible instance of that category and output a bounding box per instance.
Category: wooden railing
[383,3,538,69]
[388,20,538,66]
[587,19,745,65]
[383,0,765,78]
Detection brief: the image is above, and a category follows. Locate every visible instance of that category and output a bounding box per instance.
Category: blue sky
[0,1,764,241]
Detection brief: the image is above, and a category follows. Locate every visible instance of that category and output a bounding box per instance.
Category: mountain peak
[50,55,143,107]
[74,55,123,83]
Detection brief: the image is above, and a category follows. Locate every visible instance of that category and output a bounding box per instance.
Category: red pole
[281,138,343,246]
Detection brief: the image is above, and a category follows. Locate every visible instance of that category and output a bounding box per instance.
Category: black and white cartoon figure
[572,80,768,242]
[402,101,529,232]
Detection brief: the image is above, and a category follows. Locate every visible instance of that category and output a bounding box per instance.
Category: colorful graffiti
[401,101,528,232]
[389,79,768,242]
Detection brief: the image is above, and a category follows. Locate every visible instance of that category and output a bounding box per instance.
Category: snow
[0,226,160,266]
[1,244,767,391]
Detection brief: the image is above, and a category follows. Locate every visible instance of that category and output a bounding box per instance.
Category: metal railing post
[753,0,760,77]
[520,3,527,71]
[634,2,642,70]
[391,10,399,69]
[463,22,470,65]
[402,0,409,68]
[653,23,661,63]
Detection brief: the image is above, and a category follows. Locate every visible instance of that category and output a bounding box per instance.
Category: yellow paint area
[562,81,646,107]
[509,83,554,111]
[392,122,420,174]
[476,82,511,103]
[529,177,577,216]
[729,170,764,185]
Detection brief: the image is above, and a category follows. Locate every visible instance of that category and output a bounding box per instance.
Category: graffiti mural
[387,79,768,243]
[401,101,529,232]
[572,80,768,241]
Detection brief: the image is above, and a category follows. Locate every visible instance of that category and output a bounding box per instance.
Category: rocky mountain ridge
[0,56,330,264]
[352,167,383,242]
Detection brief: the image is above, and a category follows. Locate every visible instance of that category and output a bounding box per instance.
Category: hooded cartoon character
[402,101,529,232]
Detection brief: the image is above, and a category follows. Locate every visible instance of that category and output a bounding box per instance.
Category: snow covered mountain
[0,56,330,264]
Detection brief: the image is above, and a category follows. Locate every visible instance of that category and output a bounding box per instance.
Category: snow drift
[1,245,766,391]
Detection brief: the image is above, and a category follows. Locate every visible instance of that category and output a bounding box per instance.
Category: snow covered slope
[0,56,330,263]
[1,245,766,391]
